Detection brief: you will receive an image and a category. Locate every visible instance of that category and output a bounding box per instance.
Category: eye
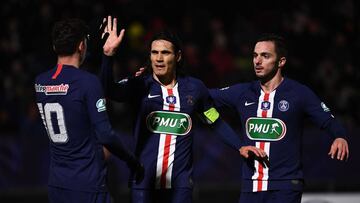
[263,54,270,59]
[161,50,172,55]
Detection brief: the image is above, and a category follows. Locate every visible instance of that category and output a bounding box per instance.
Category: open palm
[102,16,125,56]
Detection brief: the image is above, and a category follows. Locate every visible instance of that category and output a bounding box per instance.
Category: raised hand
[102,16,125,56]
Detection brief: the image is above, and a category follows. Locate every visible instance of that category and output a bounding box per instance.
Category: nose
[156,53,163,61]
[253,56,261,65]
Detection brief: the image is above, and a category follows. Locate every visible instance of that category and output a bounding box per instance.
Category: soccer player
[99,17,260,203]
[34,18,143,203]
[210,33,349,203]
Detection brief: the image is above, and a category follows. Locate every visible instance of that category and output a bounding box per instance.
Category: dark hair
[148,30,184,70]
[52,18,89,56]
[256,33,288,59]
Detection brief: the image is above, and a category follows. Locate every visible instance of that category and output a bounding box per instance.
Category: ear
[176,50,182,62]
[78,40,85,52]
[278,57,286,68]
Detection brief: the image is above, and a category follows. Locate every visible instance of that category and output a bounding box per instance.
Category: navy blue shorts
[131,188,192,203]
[48,186,111,203]
[239,190,302,203]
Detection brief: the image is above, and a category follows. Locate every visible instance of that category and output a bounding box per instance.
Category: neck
[260,73,284,93]
[57,54,81,68]
[153,73,177,89]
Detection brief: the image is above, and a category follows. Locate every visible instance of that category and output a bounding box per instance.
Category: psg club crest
[261,101,271,110]
[166,95,177,104]
[278,100,289,112]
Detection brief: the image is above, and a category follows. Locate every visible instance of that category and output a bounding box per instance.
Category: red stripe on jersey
[167,88,175,111]
[160,135,172,188]
[257,92,269,191]
[257,142,265,191]
[261,93,270,117]
[52,64,63,79]
[160,88,175,188]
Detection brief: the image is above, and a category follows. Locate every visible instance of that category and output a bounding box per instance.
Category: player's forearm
[100,55,115,95]
[322,118,347,140]
[100,55,129,101]
[209,89,227,109]
[100,43,143,103]
[211,118,243,151]
[95,120,137,164]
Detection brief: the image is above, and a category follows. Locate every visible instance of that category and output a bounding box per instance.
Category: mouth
[255,65,264,72]
[155,64,165,69]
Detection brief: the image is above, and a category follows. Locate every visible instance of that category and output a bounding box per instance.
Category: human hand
[102,16,125,56]
[128,160,144,184]
[135,67,146,77]
[103,146,112,161]
[240,146,270,168]
[328,138,349,161]
[87,18,108,54]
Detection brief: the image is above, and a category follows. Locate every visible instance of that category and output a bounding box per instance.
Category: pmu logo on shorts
[166,96,177,104]
[261,101,271,110]
[35,83,69,95]
[246,117,287,141]
[146,111,192,136]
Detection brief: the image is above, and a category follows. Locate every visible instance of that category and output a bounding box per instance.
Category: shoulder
[231,82,252,91]
[72,69,102,90]
[284,78,314,94]
[217,82,253,94]
[184,76,206,87]
[281,78,321,106]
[35,68,55,83]
[176,76,207,92]
[184,76,204,84]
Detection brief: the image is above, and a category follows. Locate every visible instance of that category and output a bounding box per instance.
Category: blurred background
[0,0,359,202]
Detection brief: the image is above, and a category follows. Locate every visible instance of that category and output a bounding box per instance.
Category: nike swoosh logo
[245,101,255,106]
[148,94,161,99]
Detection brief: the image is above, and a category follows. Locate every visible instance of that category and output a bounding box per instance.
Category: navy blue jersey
[110,75,231,189]
[210,78,346,192]
[100,57,242,189]
[35,64,113,192]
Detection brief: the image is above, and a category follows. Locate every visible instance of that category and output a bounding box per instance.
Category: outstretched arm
[210,118,269,166]
[99,16,138,102]
[95,120,144,183]
[202,83,269,165]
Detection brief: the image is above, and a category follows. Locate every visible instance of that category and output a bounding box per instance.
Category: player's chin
[154,71,167,77]
[255,73,265,78]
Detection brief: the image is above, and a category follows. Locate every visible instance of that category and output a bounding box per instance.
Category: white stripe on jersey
[155,84,180,189]
[165,135,177,188]
[156,133,167,188]
[252,90,275,192]
[171,84,181,111]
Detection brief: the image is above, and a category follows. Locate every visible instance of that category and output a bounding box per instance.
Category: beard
[257,64,279,84]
